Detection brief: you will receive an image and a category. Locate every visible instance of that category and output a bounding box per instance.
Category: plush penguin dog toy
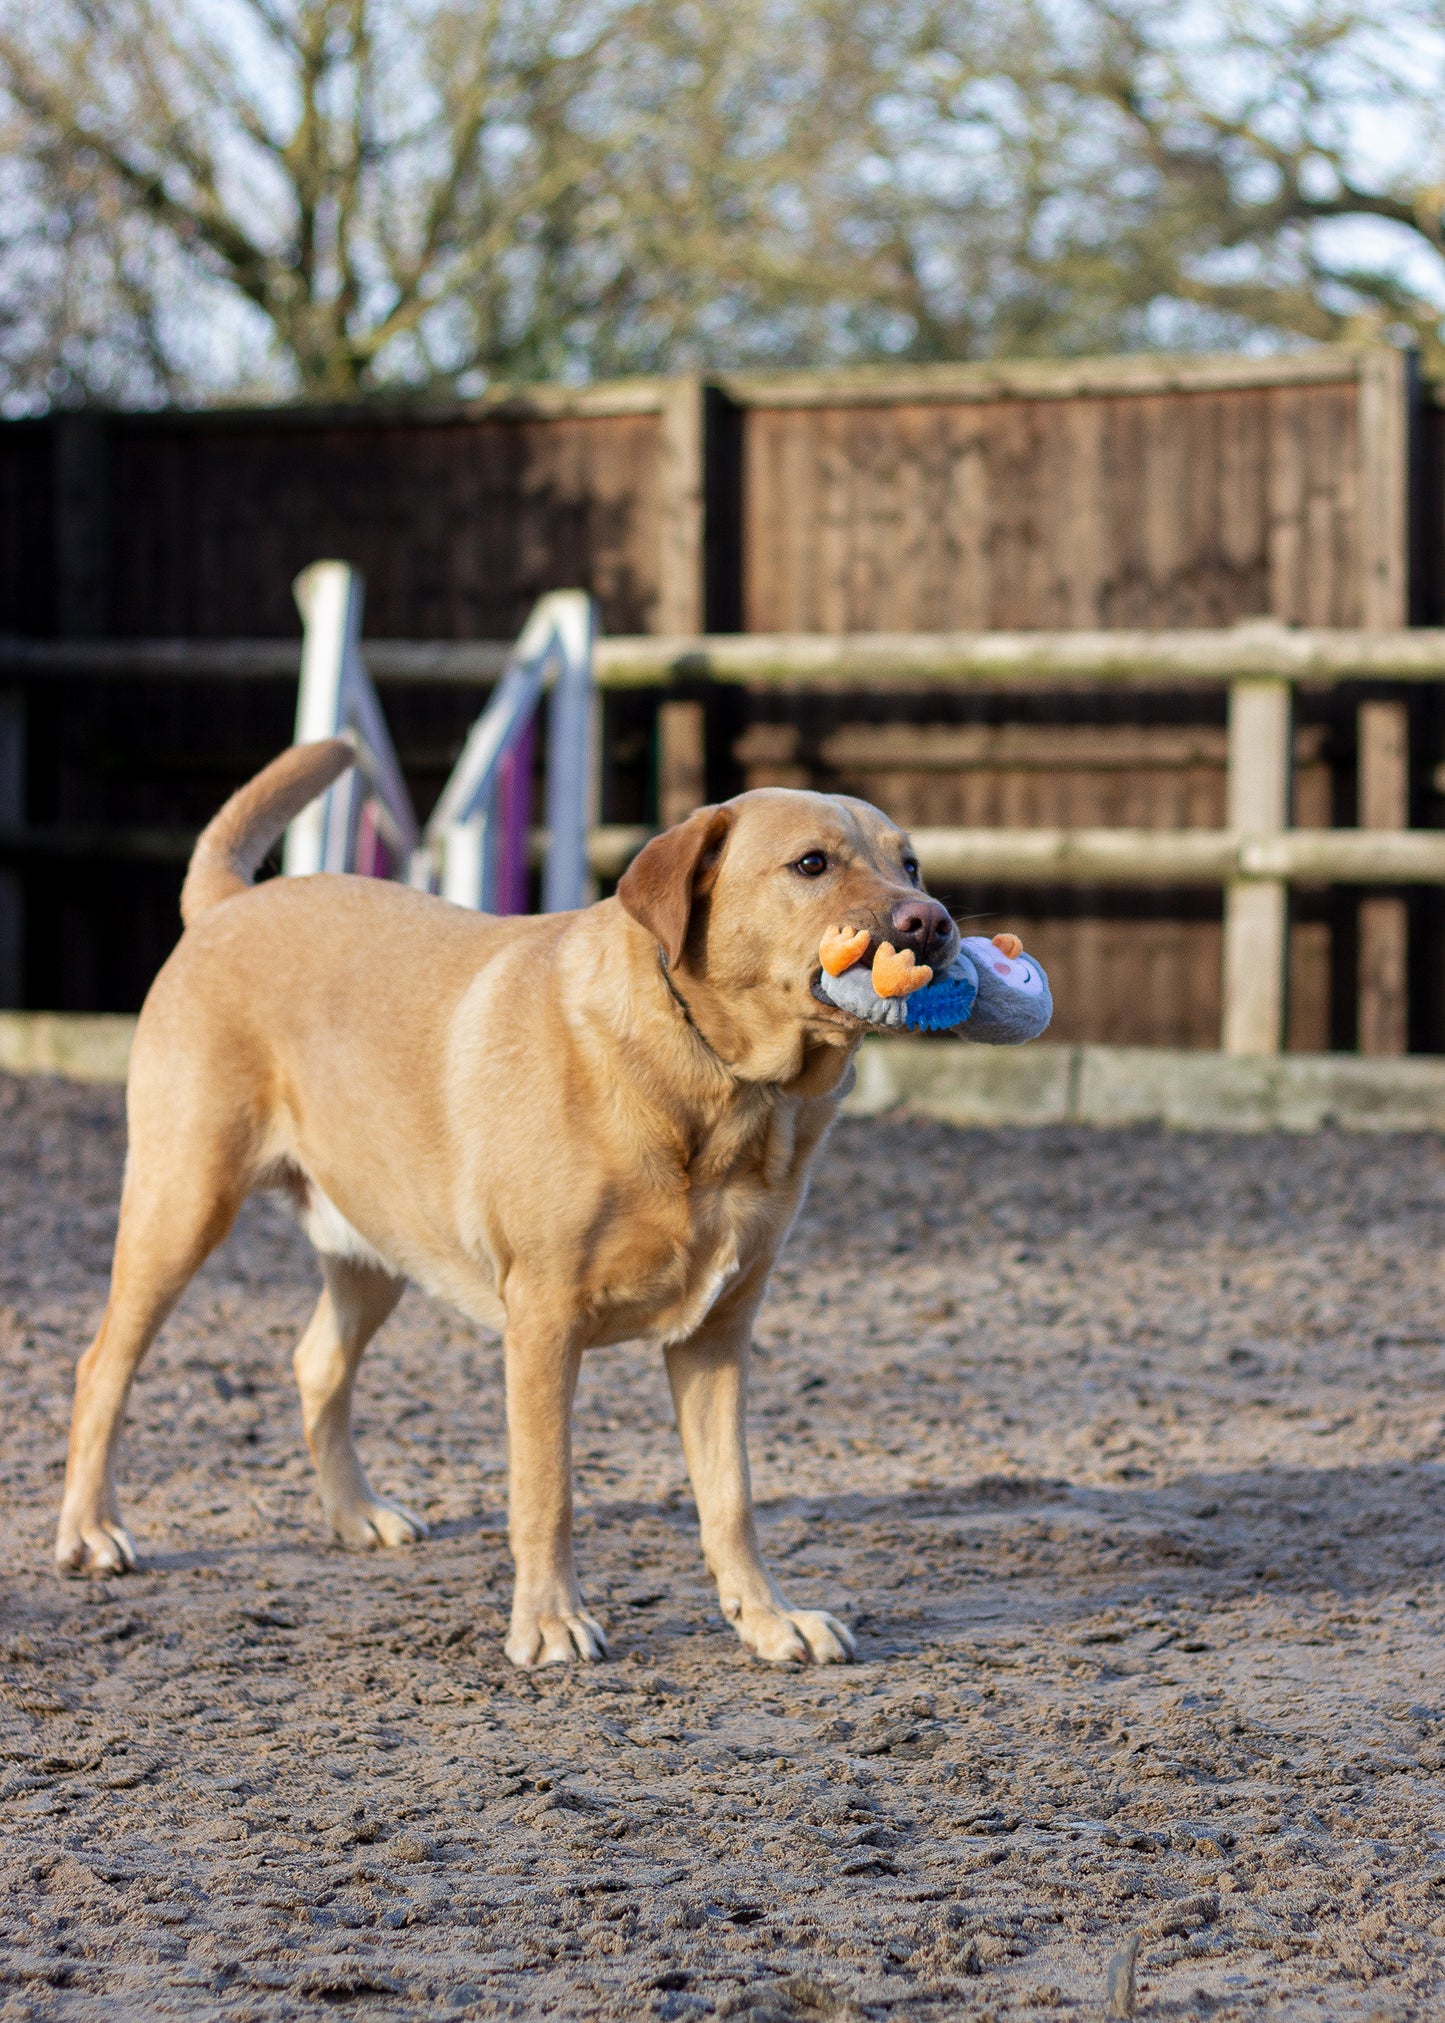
[816,926,1052,1043]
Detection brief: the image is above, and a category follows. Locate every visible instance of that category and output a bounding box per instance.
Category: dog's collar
[657,952,735,1075]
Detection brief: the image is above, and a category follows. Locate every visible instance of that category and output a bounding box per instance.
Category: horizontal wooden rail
[716,345,1376,409]
[7,821,1445,890]
[10,623,1445,690]
[593,627,1445,690]
[580,826,1445,887]
[909,828,1445,887]
[15,1015,1445,1132]
[0,639,508,683]
[0,823,196,864]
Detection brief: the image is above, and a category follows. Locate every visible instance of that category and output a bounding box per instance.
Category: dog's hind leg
[57,1150,245,1576]
[293,1256,428,1549]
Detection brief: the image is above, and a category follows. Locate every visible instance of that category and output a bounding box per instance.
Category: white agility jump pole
[416,587,597,912]
[282,561,597,914]
[282,562,419,881]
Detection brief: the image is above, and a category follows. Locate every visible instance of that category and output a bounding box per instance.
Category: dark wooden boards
[736,366,1396,634]
[0,346,1420,644]
[0,382,705,643]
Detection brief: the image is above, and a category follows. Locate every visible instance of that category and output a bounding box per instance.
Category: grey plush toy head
[956,935,1052,1045]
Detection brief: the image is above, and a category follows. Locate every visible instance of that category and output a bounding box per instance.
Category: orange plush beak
[871,943,933,999]
[819,925,871,976]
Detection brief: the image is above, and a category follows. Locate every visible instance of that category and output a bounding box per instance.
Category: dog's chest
[598,1098,805,1346]
[643,1100,797,1335]
[641,1169,776,1345]
[647,1219,744,1346]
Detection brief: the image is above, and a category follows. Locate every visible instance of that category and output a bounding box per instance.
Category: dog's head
[617,788,956,1078]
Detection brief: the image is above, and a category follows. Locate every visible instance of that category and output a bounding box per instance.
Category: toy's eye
[794,851,829,877]
[902,856,920,882]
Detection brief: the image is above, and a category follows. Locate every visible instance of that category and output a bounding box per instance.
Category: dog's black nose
[889,897,952,956]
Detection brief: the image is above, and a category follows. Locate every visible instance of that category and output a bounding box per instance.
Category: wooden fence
[718,349,1416,633]
[0,345,1426,641]
[0,380,706,642]
[2,343,1445,1049]
[4,623,1445,1055]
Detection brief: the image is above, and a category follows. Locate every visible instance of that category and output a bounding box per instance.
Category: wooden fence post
[1355,349,1412,1056]
[656,700,707,827]
[1221,677,1292,1055]
[52,415,110,638]
[0,690,22,1006]
[1355,348,1410,633]
[655,377,706,635]
[1357,698,1410,1054]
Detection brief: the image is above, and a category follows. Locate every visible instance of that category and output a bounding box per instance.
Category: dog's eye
[902,856,920,882]
[794,851,829,877]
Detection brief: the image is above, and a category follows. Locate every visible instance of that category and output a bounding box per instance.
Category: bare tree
[1,0,1443,411]
[809,0,1445,362]
[1072,0,1445,354]
[0,0,954,403]
[0,0,635,403]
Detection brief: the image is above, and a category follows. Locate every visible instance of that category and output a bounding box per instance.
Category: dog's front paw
[731,1600,856,1666]
[327,1495,429,1550]
[55,1514,137,1577]
[505,1602,609,1669]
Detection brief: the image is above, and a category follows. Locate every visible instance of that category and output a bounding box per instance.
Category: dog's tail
[180,737,355,927]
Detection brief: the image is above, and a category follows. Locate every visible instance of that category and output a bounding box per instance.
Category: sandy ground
[1,1070,1444,2022]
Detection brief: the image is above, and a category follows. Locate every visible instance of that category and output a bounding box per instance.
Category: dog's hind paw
[328,1496,429,1550]
[505,1606,609,1669]
[733,1602,856,1666]
[55,1517,137,1577]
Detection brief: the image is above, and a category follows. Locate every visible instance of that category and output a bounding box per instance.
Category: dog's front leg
[665,1301,855,1666]
[502,1316,607,1668]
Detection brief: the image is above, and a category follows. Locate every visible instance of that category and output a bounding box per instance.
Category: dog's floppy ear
[617,805,732,968]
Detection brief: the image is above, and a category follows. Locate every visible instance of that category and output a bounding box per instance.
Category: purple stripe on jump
[495,718,536,914]
[355,800,394,881]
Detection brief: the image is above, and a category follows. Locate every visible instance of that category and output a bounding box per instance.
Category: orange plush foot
[820,925,871,976]
[992,932,1023,959]
[871,942,933,998]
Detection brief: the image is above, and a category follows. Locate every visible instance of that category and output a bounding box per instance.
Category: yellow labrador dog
[56,740,957,1666]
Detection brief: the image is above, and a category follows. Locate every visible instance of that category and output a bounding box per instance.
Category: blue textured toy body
[904,959,979,1032]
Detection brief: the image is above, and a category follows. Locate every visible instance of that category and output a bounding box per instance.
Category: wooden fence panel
[0,422,54,638]
[0,381,705,644]
[0,348,1417,642]
[105,407,677,640]
[732,357,1394,635]
[710,347,1410,1053]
